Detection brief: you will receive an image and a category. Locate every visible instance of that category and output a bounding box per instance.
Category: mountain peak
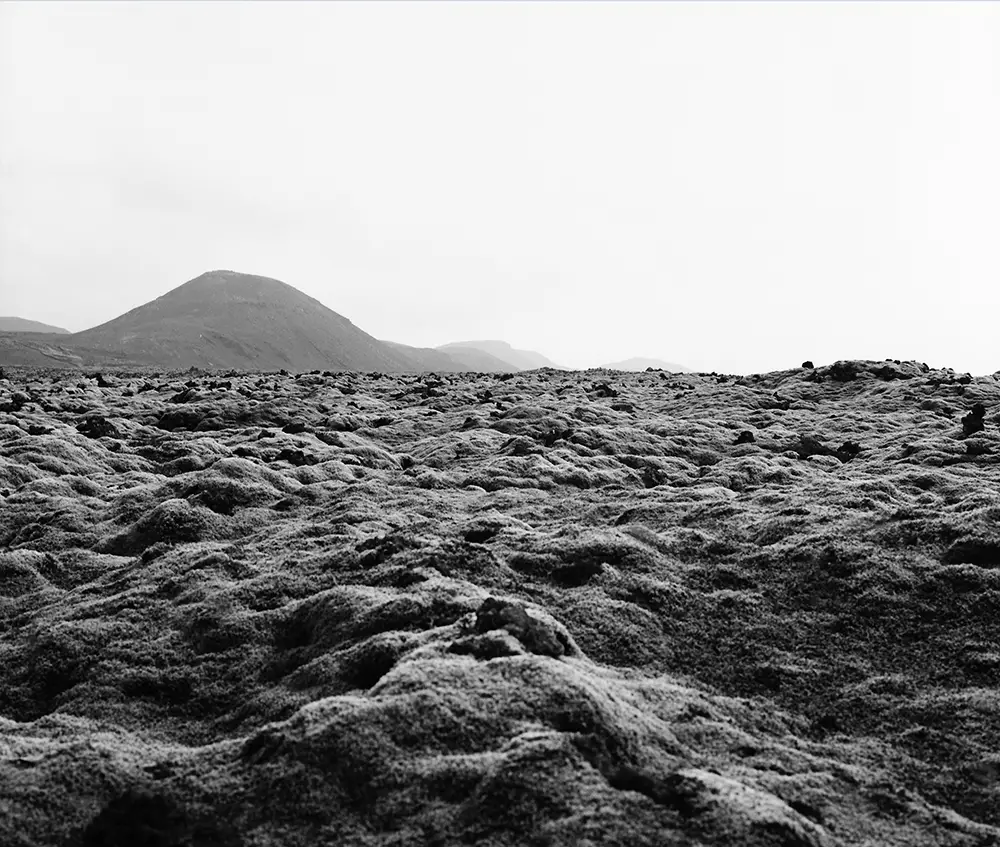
[64,271,413,371]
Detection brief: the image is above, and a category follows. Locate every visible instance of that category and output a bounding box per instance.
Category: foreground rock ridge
[1,359,998,846]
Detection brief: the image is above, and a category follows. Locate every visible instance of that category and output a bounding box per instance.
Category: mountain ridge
[437,340,563,371]
[0,316,70,334]
[599,356,692,373]
[2,272,674,374]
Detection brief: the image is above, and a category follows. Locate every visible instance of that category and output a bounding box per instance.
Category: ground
[0,360,998,847]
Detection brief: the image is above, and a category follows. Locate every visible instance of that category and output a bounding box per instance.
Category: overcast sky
[1,2,998,374]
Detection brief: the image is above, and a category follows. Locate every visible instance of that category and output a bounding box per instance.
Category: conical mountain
[69,270,418,371]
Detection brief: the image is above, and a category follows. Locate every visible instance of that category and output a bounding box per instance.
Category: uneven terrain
[1,360,998,846]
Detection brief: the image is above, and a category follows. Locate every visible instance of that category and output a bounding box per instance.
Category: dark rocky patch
[962,403,987,437]
[76,416,119,439]
[473,597,569,658]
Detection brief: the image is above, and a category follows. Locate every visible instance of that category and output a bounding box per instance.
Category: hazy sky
[1,2,998,374]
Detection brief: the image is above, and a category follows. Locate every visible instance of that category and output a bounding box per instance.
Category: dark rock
[735,431,756,445]
[801,361,814,369]
[474,597,567,658]
[870,365,911,381]
[962,403,987,437]
[170,388,199,404]
[591,382,620,398]
[837,441,862,460]
[156,409,204,432]
[27,425,52,436]
[76,416,119,439]
[828,361,861,382]
[551,559,604,587]
[1,391,29,412]
[277,449,313,466]
[281,422,309,434]
[642,467,667,488]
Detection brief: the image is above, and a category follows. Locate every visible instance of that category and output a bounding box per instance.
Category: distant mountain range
[598,357,692,373]
[437,340,564,371]
[0,270,687,372]
[0,316,70,334]
[383,341,517,374]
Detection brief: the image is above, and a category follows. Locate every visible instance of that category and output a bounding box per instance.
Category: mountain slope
[600,356,692,373]
[0,334,143,368]
[0,317,70,333]
[67,270,420,372]
[383,341,518,373]
[437,340,562,371]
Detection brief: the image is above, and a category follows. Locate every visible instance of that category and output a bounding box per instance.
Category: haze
[1,2,998,374]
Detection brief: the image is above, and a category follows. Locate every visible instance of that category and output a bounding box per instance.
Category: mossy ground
[1,361,998,846]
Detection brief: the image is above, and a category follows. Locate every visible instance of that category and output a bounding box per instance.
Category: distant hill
[383,341,518,373]
[437,340,562,371]
[599,357,692,373]
[0,274,568,373]
[62,270,420,372]
[0,316,70,334]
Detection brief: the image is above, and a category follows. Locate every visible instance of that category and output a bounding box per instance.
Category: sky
[1,2,998,375]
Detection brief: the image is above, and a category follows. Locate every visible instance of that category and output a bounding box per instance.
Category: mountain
[437,340,562,371]
[383,341,518,373]
[0,316,70,333]
[64,270,420,372]
[599,356,692,373]
[1,273,559,373]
